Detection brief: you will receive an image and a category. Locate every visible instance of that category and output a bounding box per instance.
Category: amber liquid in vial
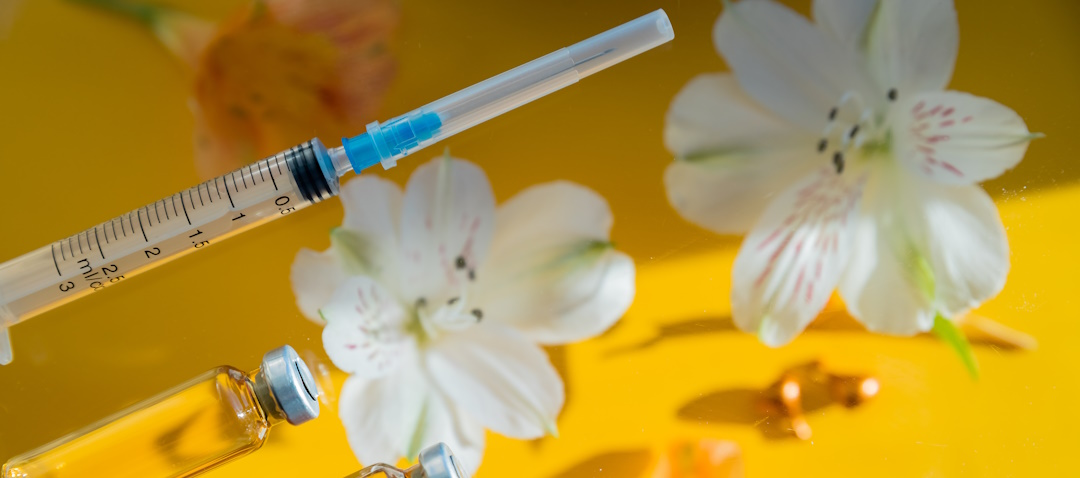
[3,346,319,478]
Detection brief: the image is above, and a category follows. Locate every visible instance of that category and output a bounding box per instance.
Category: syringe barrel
[0,139,338,364]
[340,9,674,173]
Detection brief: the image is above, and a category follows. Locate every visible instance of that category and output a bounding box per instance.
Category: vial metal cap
[261,345,320,425]
[418,443,471,478]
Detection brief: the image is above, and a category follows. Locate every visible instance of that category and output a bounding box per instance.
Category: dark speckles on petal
[888,88,898,102]
[455,256,467,270]
[471,309,483,321]
[817,139,828,153]
[448,297,459,305]
[468,269,476,281]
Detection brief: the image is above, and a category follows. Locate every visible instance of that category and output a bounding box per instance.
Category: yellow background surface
[2,0,1080,476]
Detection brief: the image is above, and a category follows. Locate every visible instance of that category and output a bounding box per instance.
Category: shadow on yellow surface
[1,0,1079,477]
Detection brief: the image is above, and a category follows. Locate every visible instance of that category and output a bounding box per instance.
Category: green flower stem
[931,312,980,380]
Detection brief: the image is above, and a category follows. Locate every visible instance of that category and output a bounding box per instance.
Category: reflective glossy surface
[1,0,1079,476]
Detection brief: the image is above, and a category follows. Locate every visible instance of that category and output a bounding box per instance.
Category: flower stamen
[817,90,882,174]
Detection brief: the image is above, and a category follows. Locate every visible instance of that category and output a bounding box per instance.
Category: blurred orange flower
[78,0,399,177]
[650,439,744,478]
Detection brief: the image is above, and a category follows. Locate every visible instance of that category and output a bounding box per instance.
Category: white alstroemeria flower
[290,156,635,472]
[664,0,1038,346]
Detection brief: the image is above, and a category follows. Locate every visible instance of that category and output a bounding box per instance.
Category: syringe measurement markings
[51,244,61,276]
[171,196,179,217]
[161,199,170,220]
[205,182,214,203]
[136,209,148,242]
[187,190,196,211]
[153,202,161,223]
[93,228,104,260]
[275,156,283,175]
[241,168,249,189]
[265,158,279,191]
[76,233,84,254]
[179,192,192,225]
[214,177,223,201]
[197,184,205,207]
[257,163,265,182]
[224,175,236,208]
[67,237,74,259]
[231,172,240,193]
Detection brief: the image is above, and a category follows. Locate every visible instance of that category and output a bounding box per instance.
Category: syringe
[0,10,674,364]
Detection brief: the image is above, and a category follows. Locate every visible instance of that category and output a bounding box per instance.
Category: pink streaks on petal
[792,268,805,302]
[758,227,784,251]
[941,162,964,177]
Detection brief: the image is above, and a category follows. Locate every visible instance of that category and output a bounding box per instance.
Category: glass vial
[3,345,319,478]
[345,443,470,478]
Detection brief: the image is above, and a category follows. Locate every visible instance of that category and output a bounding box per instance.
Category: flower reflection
[290,155,635,473]
[664,0,1039,346]
[78,0,398,178]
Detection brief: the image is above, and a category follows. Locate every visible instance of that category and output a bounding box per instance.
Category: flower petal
[426,324,564,438]
[487,181,613,252]
[812,0,877,48]
[479,249,634,344]
[151,9,216,68]
[892,91,1035,185]
[732,168,863,346]
[338,371,424,466]
[473,182,635,343]
[336,175,404,282]
[400,157,496,300]
[320,276,412,378]
[839,164,1009,334]
[864,0,958,93]
[663,74,818,234]
[290,248,348,324]
[267,0,400,124]
[338,360,485,470]
[664,73,802,157]
[714,0,879,133]
[838,208,935,335]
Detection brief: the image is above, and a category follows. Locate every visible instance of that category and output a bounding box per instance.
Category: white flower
[290,156,635,472]
[664,0,1038,346]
